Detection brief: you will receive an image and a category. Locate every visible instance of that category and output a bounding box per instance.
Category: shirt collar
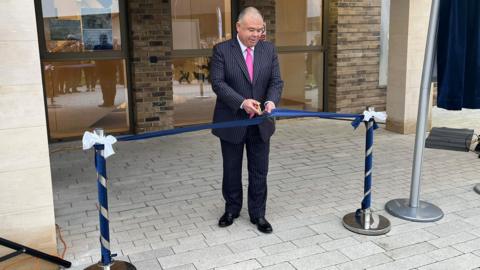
[237,35,255,53]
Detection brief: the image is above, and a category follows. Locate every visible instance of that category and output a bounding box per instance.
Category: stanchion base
[195,95,211,99]
[385,198,443,222]
[85,260,136,270]
[473,184,480,194]
[342,210,391,236]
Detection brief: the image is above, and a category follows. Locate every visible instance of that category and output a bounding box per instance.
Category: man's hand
[242,99,262,118]
[264,101,275,113]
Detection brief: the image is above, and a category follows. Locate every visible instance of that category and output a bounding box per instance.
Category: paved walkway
[50,111,480,270]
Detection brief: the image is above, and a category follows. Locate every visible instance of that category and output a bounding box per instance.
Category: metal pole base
[85,260,136,270]
[474,184,480,194]
[385,198,443,222]
[342,209,391,236]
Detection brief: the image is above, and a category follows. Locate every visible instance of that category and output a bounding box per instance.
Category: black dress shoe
[218,212,239,227]
[250,217,273,233]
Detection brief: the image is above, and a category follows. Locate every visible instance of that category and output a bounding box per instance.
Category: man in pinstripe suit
[210,7,283,233]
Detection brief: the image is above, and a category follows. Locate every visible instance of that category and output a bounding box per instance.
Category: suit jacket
[210,38,284,143]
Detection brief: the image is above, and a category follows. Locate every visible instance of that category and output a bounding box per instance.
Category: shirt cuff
[240,100,246,109]
[264,101,274,106]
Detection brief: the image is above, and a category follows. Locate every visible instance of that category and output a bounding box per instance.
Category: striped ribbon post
[361,119,374,210]
[85,128,136,270]
[94,143,112,266]
[342,108,391,236]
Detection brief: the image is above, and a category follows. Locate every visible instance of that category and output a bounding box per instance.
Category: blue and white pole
[94,140,112,266]
[85,128,136,270]
[361,119,374,211]
[343,107,391,235]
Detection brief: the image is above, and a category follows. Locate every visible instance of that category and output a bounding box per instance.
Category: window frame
[34,0,134,141]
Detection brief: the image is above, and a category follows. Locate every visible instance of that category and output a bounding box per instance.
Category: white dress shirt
[236,35,274,110]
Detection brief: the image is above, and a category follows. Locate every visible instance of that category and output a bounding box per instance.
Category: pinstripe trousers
[221,125,270,219]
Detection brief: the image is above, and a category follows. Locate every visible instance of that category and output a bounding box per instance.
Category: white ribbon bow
[363,110,387,122]
[82,131,117,158]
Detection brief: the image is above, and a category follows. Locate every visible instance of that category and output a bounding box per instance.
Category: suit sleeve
[266,46,284,105]
[210,45,245,112]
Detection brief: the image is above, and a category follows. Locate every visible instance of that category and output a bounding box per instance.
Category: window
[172,0,232,50]
[40,0,123,53]
[171,0,232,126]
[274,0,324,111]
[37,0,130,140]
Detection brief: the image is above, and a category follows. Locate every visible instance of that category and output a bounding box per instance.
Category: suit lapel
[252,41,263,86]
[231,39,251,83]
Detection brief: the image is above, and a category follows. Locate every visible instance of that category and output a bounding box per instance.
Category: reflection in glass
[274,0,322,46]
[44,60,129,139]
[40,0,121,52]
[278,53,323,111]
[171,0,232,49]
[172,57,215,126]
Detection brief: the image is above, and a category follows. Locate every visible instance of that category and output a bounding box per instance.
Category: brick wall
[128,0,173,133]
[327,0,386,113]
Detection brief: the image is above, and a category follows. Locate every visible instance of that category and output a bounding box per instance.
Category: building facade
[34,0,386,140]
[1,0,435,268]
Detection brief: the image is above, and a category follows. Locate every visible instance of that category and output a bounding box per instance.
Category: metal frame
[385,0,444,222]
[0,237,71,268]
[34,0,134,142]
[322,0,329,112]
[171,46,324,59]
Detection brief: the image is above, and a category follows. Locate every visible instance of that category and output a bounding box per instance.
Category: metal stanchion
[474,184,480,194]
[474,144,480,194]
[85,128,135,270]
[343,113,391,235]
[385,0,444,222]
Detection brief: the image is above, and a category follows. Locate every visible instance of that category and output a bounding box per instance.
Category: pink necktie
[246,47,253,82]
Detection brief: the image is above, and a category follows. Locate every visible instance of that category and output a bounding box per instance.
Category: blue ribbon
[117,108,367,142]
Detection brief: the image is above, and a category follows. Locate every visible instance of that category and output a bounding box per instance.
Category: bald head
[237,7,264,24]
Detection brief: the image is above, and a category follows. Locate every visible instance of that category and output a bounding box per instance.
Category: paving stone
[385,242,437,260]
[261,262,297,270]
[133,259,163,270]
[337,253,393,270]
[373,230,438,251]
[418,254,480,270]
[424,246,463,262]
[261,242,297,255]
[227,235,283,253]
[290,250,350,270]
[214,259,261,270]
[158,245,231,269]
[164,264,197,270]
[257,245,325,266]
[320,237,361,251]
[368,254,436,270]
[428,231,478,248]
[338,242,385,260]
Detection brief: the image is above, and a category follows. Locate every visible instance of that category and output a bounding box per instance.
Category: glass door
[36,0,131,140]
[171,0,233,126]
[274,0,324,111]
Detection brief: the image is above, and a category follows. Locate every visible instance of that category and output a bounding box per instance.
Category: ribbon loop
[82,131,117,158]
[363,110,387,122]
